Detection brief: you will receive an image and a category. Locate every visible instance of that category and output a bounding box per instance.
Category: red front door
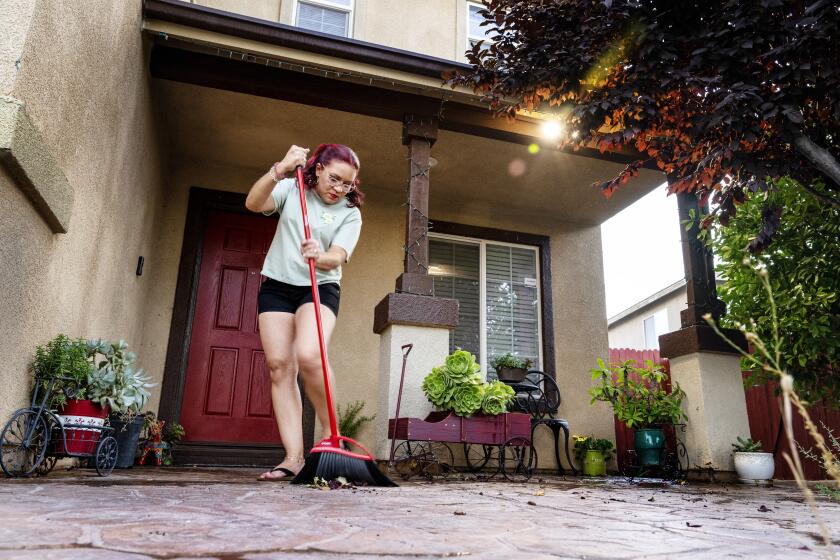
[179,210,281,444]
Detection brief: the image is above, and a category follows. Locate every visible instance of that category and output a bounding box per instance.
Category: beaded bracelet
[268,162,282,183]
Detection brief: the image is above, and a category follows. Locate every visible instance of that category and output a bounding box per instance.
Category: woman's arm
[245,145,309,213]
[301,239,346,271]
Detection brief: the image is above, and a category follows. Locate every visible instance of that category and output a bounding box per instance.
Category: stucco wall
[0,0,167,422]
[190,0,474,62]
[0,0,37,95]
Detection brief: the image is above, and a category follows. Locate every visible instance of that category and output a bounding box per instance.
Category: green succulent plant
[732,436,764,453]
[422,350,515,417]
[86,339,155,418]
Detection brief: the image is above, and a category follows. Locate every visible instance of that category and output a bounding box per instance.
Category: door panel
[180,210,282,444]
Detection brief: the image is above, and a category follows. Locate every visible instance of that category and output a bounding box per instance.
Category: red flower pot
[54,399,109,455]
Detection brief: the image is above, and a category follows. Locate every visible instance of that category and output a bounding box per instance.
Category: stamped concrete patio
[0,467,838,560]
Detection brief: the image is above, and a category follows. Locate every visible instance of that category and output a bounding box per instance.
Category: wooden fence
[607,348,840,480]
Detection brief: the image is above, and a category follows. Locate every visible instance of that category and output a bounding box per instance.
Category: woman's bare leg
[257,311,305,480]
[294,303,338,439]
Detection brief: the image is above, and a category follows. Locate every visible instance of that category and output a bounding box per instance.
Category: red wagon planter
[388,410,536,481]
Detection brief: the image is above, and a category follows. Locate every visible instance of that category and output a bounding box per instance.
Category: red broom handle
[295,166,339,444]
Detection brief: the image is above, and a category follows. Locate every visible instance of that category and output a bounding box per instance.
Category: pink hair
[302,144,364,208]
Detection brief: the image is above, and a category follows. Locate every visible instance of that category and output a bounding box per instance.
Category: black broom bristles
[291,450,397,487]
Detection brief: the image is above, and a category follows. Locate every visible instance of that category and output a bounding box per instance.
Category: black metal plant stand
[619,424,688,483]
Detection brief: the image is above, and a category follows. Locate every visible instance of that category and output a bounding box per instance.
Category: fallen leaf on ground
[648,496,655,502]
[454,511,466,516]
[758,505,772,512]
[686,522,702,528]
[534,489,545,496]
[527,501,537,506]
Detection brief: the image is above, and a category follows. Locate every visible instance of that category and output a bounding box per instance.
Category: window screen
[297,1,350,37]
[430,239,481,361]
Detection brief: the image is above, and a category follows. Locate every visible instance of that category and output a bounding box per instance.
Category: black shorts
[257,278,341,317]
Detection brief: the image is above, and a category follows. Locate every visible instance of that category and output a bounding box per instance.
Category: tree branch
[792,134,840,208]
[797,181,840,210]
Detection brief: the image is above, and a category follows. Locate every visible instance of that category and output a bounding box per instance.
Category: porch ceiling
[155,79,665,225]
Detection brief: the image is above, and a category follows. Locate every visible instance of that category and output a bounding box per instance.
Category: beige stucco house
[4,0,750,474]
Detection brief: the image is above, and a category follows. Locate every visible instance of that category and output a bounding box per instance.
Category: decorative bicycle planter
[386,344,537,482]
[0,376,119,478]
[388,410,536,481]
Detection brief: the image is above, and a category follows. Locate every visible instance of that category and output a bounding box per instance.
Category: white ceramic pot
[734,452,775,484]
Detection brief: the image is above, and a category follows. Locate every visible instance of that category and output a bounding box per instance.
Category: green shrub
[30,334,91,408]
[704,178,840,405]
[589,359,687,429]
[337,401,375,440]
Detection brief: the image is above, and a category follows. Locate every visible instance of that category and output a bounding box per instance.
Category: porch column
[395,114,437,296]
[372,114,458,460]
[659,189,750,478]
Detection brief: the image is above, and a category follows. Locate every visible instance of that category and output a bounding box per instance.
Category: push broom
[290,166,396,487]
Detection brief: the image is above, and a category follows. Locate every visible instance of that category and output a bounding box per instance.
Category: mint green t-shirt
[261,178,362,286]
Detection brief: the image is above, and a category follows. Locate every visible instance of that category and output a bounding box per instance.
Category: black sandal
[257,466,297,481]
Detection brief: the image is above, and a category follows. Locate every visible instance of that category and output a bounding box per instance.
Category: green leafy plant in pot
[30,334,103,455]
[573,435,615,476]
[337,400,375,441]
[589,359,687,466]
[86,339,155,468]
[490,353,533,382]
[31,334,91,409]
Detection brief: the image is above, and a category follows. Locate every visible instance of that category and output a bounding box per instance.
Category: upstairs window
[643,309,669,349]
[296,0,353,38]
[467,2,494,50]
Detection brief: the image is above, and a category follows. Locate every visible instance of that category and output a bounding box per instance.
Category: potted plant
[732,436,775,484]
[422,350,516,417]
[589,359,687,466]
[161,421,185,465]
[573,435,615,476]
[30,334,105,455]
[337,400,376,441]
[490,353,533,382]
[136,412,185,466]
[86,339,155,469]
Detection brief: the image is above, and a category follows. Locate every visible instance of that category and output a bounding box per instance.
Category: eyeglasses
[326,173,356,194]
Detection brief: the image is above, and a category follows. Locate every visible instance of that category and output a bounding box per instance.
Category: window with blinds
[467,2,494,50]
[430,236,542,380]
[296,0,352,37]
[430,240,481,360]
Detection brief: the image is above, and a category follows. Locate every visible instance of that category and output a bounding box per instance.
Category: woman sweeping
[245,143,363,481]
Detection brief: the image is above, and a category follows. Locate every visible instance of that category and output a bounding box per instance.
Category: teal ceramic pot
[634,428,665,466]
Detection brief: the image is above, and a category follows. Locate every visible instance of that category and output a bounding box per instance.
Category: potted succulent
[573,435,615,476]
[732,436,775,485]
[589,359,687,466]
[490,353,533,382]
[422,350,516,417]
[30,334,106,455]
[86,339,155,469]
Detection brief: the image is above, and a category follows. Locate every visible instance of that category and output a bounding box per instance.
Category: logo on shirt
[321,211,336,224]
